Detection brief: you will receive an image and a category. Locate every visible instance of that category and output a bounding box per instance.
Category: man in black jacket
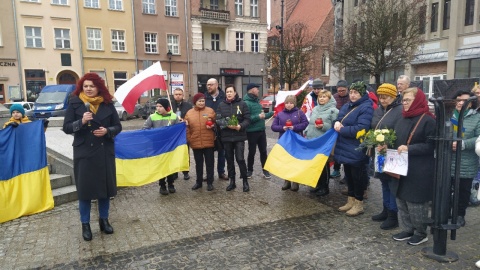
[171,88,193,180]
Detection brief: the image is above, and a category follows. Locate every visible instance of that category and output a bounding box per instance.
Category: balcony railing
[199,8,229,20]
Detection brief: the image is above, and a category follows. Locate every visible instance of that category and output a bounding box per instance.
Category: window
[236,32,244,52]
[455,58,480,78]
[54,28,70,49]
[210,0,218,10]
[24,70,46,95]
[465,0,474,26]
[167,34,179,54]
[61,53,72,66]
[86,28,102,50]
[52,0,68,5]
[443,0,450,30]
[354,0,358,7]
[145,33,158,53]
[109,0,123,10]
[250,0,258,17]
[211,33,220,51]
[84,0,99,8]
[25,27,42,48]
[114,72,127,91]
[143,0,155,14]
[322,53,329,75]
[251,33,259,53]
[431,3,438,32]
[165,0,177,16]
[419,5,426,34]
[111,30,126,51]
[235,0,243,16]
[25,0,40,2]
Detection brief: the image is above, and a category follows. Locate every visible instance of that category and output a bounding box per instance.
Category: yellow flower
[356,129,366,139]
[382,129,389,134]
[376,134,385,142]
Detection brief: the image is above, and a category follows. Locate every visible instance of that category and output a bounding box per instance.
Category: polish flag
[114,62,167,113]
[273,80,312,115]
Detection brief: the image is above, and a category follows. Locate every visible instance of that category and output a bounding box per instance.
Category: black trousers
[223,141,248,180]
[159,173,176,187]
[247,131,268,172]
[193,147,215,185]
[453,177,474,217]
[344,163,368,201]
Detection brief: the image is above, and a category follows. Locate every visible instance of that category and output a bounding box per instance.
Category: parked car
[114,101,141,121]
[4,102,35,119]
[32,84,76,119]
[260,94,275,113]
[140,98,159,119]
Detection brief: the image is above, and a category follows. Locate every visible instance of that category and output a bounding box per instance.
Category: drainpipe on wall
[11,0,25,101]
[184,0,191,97]
[75,0,84,75]
[131,0,138,74]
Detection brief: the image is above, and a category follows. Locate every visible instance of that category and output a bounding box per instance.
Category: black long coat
[215,95,250,142]
[63,96,122,200]
[391,114,436,203]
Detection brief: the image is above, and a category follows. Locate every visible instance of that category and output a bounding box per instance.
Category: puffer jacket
[216,95,251,142]
[184,106,216,149]
[450,109,480,178]
[271,107,308,138]
[243,93,274,132]
[334,94,374,166]
[305,97,338,139]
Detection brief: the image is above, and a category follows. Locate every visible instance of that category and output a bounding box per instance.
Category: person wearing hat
[184,93,216,191]
[370,83,402,230]
[3,104,31,128]
[333,80,374,217]
[330,80,350,178]
[143,98,180,195]
[301,78,324,120]
[243,83,274,179]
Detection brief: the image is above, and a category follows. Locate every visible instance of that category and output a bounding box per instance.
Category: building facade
[0,1,20,103]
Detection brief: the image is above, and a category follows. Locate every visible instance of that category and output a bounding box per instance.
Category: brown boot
[338,196,355,212]
[290,182,299,192]
[281,180,291,190]
[346,199,364,216]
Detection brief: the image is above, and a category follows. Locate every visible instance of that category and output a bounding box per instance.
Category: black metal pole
[279,0,284,91]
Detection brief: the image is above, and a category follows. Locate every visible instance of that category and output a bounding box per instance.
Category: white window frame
[210,0,218,10]
[250,0,258,17]
[235,0,243,16]
[145,32,158,53]
[236,32,244,52]
[84,0,99,8]
[52,0,68,5]
[165,0,177,16]
[211,33,220,51]
[111,30,126,52]
[167,34,179,55]
[109,0,123,10]
[25,26,42,48]
[54,28,71,49]
[251,33,259,53]
[142,0,156,14]
[86,28,102,50]
[25,0,40,2]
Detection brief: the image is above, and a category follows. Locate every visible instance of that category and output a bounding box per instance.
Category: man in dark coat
[171,88,193,180]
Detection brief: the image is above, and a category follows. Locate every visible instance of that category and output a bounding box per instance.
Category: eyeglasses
[402,99,414,103]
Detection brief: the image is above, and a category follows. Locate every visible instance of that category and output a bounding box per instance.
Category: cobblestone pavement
[1,118,479,269]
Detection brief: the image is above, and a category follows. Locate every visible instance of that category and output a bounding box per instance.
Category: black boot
[82,223,92,241]
[99,218,114,234]
[226,179,236,191]
[371,206,388,221]
[380,210,399,230]
[281,180,291,190]
[316,177,329,196]
[243,178,250,192]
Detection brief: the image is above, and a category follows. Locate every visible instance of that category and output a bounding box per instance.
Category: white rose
[376,134,385,142]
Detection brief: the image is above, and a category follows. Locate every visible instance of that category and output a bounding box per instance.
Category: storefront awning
[455,47,480,60]
[411,51,448,64]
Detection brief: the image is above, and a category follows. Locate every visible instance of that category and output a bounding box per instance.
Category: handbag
[213,126,223,151]
[385,113,426,180]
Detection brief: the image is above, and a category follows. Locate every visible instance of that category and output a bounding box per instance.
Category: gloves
[6,122,19,128]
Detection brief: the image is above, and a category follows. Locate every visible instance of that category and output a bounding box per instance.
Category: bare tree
[331,0,426,88]
[267,22,318,90]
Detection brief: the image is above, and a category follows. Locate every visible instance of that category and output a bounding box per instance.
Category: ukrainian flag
[0,121,54,223]
[115,123,189,186]
[264,129,338,187]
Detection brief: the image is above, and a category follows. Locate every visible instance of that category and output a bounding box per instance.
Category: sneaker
[159,186,169,195]
[183,173,190,180]
[407,235,428,246]
[263,170,271,179]
[330,170,341,178]
[247,171,253,179]
[392,231,414,241]
[168,185,176,194]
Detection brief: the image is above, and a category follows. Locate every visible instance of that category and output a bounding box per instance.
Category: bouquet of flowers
[226,115,239,126]
[356,129,397,173]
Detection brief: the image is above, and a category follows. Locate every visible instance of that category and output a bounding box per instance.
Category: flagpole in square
[167,50,173,95]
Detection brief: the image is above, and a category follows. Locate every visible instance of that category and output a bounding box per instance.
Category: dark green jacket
[243,93,274,132]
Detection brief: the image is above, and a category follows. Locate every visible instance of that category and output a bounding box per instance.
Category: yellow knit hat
[377,83,397,98]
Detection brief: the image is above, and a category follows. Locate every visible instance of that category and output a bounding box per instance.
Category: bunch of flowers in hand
[356,129,397,172]
[226,115,239,126]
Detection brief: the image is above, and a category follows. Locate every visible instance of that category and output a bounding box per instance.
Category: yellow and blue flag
[0,121,54,223]
[115,123,189,186]
[264,129,338,187]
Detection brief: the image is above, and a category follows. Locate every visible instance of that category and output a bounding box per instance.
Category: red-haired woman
[63,73,122,241]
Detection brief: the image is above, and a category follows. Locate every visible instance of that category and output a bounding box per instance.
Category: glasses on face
[402,99,414,104]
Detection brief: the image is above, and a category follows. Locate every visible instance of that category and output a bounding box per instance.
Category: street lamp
[279,0,284,90]
[167,50,173,94]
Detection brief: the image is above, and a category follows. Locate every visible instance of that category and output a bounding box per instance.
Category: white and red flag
[114,61,167,113]
[274,80,312,115]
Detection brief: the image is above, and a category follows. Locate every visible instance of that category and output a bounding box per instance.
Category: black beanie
[156,98,171,111]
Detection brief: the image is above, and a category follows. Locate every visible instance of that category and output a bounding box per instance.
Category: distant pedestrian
[63,73,122,241]
[3,104,31,128]
[271,95,308,191]
[243,83,274,179]
[171,88,193,180]
[396,75,410,95]
[216,85,251,192]
[184,93,216,191]
[143,98,179,196]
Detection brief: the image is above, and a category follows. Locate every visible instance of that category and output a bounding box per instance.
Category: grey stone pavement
[1,118,480,269]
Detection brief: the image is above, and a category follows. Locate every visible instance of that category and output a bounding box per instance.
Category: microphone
[85,102,91,127]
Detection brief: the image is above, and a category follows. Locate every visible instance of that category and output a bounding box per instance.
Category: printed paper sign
[383,149,408,176]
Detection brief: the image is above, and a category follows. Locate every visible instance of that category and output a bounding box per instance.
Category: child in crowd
[3,104,31,129]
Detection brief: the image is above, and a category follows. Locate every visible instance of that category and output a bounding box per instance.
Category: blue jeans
[217,149,226,175]
[79,198,110,223]
[379,174,398,212]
